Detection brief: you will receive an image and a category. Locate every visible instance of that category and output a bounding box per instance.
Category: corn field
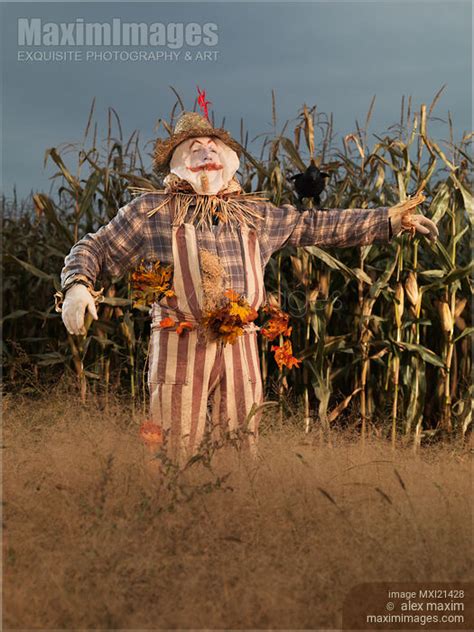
[2,89,472,446]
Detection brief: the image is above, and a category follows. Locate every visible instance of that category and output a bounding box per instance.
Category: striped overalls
[148,222,265,463]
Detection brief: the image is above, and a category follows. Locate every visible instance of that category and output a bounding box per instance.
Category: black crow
[290,159,330,207]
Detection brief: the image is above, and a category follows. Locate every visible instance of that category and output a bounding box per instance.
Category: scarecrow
[56,97,438,463]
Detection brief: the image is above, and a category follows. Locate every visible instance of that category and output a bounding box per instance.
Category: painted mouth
[189,163,223,173]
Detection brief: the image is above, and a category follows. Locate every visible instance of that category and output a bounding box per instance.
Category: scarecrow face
[169,136,240,195]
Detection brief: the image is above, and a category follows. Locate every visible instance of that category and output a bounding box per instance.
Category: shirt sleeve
[256,201,391,262]
[60,196,150,290]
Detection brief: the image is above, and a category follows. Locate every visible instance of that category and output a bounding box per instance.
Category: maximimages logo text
[17,18,220,63]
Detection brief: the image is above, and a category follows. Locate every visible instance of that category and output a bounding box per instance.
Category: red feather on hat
[197,86,211,121]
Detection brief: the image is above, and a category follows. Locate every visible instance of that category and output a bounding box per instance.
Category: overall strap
[239,226,265,310]
[171,224,203,322]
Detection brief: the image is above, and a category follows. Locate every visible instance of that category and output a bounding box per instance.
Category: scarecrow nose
[201,149,214,162]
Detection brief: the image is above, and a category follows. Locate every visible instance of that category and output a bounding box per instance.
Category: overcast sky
[1,1,472,199]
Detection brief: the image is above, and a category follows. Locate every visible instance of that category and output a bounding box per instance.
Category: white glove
[389,209,439,243]
[62,284,98,335]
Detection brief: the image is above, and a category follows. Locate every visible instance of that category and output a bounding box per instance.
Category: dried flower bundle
[202,288,258,345]
[130,259,175,308]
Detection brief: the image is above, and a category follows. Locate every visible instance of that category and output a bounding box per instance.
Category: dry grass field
[2,390,472,630]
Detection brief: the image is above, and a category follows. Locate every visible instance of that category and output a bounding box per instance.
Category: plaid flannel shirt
[60,193,391,295]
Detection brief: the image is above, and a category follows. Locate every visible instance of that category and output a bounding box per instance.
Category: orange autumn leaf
[176,321,194,335]
[284,355,302,370]
[224,288,240,302]
[139,421,163,445]
[160,317,175,329]
[225,332,242,345]
[218,323,244,345]
[261,305,292,341]
[246,306,259,323]
[271,340,302,370]
[228,301,247,319]
[228,301,258,323]
[261,319,292,341]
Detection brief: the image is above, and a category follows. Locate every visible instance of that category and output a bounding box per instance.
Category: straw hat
[153,111,242,173]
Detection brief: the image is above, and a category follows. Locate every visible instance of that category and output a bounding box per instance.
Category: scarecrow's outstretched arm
[287,205,391,248]
[257,200,437,261]
[257,202,390,261]
[56,195,157,334]
[60,196,151,293]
